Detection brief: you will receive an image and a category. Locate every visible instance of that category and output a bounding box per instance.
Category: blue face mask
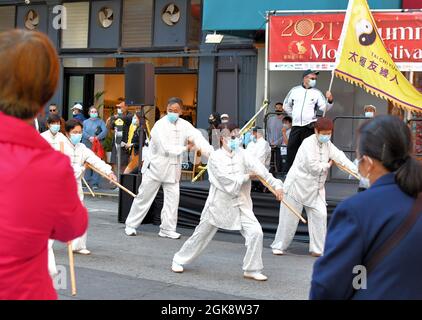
[70,133,82,145]
[252,136,257,143]
[132,117,138,126]
[90,112,98,118]
[318,134,331,144]
[49,124,60,134]
[167,112,179,123]
[229,138,240,151]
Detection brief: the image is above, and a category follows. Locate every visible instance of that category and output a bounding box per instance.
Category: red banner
[269,13,422,71]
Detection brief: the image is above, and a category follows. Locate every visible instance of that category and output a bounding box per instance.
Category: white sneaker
[125,226,137,236]
[158,230,181,239]
[243,271,268,281]
[171,261,184,273]
[74,249,91,255]
[272,249,284,256]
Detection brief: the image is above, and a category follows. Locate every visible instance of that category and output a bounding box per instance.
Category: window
[61,2,89,49]
[122,0,153,48]
[0,6,15,32]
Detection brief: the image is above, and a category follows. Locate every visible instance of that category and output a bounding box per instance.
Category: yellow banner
[334,0,422,113]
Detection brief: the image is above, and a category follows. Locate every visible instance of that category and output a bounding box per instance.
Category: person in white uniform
[172,125,284,281]
[271,117,358,257]
[125,97,214,239]
[62,119,117,255]
[40,114,70,277]
[246,126,271,169]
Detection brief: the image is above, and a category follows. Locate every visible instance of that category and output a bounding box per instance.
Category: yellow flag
[334,0,422,113]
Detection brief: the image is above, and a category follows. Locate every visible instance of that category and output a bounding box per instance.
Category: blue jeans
[84,169,100,186]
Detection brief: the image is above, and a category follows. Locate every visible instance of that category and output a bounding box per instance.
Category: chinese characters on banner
[269,12,422,71]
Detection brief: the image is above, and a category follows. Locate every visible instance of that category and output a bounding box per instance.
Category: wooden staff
[333,160,360,180]
[86,163,136,198]
[257,176,307,224]
[82,177,96,197]
[67,242,77,296]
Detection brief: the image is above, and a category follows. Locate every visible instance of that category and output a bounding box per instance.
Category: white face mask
[308,79,317,88]
[356,156,373,187]
[365,112,374,118]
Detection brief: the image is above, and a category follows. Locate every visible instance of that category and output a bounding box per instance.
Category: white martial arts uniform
[41,130,69,276]
[271,134,358,255]
[61,139,113,251]
[246,137,271,169]
[173,147,283,273]
[125,116,213,234]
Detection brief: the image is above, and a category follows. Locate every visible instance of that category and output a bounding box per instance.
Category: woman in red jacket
[0,30,88,300]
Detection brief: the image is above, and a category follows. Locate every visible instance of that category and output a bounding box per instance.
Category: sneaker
[158,230,181,239]
[171,261,184,273]
[74,249,91,255]
[92,185,99,190]
[243,271,268,281]
[272,249,284,256]
[125,226,137,236]
[310,252,322,257]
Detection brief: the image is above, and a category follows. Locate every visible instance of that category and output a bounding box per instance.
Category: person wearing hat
[71,102,86,123]
[363,104,377,118]
[220,113,230,124]
[283,69,334,173]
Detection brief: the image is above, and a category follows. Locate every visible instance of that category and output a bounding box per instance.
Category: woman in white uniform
[41,114,70,277]
[62,119,117,255]
[271,117,358,257]
[172,125,284,281]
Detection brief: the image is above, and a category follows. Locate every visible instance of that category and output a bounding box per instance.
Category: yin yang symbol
[355,19,376,46]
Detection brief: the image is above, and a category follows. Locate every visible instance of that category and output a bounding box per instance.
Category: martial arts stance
[172,126,284,281]
[125,97,213,239]
[41,114,70,276]
[271,117,358,257]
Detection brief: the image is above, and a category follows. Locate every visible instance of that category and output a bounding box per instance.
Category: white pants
[173,212,264,272]
[271,193,327,255]
[126,173,180,232]
[71,231,88,251]
[48,240,57,276]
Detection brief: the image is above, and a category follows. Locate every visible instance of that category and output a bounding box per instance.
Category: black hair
[167,97,183,107]
[65,119,83,133]
[283,116,292,123]
[275,102,283,106]
[358,115,422,198]
[46,113,61,124]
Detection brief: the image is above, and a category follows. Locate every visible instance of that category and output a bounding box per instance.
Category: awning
[202,0,402,31]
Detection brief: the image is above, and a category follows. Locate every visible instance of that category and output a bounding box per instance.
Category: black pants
[271,147,283,173]
[286,125,315,172]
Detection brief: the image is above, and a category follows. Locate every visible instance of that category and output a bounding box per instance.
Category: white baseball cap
[71,103,83,111]
[220,114,229,119]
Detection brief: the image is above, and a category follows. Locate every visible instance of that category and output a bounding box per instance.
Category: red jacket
[0,112,88,300]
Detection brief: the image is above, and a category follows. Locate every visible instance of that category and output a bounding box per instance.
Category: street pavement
[54,196,316,300]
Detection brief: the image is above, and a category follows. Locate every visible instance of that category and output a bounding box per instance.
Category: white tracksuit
[173,148,283,272]
[271,134,358,254]
[246,137,271,169]
[125,116,213,233]
[283,85,333,127]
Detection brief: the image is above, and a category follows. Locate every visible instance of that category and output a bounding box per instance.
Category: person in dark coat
[310,115,422,300]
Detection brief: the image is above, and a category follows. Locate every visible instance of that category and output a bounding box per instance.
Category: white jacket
[62,139,113,200]
[144,117,214,184]
[284,134,358,208]
[203,148,283,231]
[40,130,68,151]
[246,137,271,169]
[283,85,333,127]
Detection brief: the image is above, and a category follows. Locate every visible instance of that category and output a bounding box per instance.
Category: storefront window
[61,2,89,49]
